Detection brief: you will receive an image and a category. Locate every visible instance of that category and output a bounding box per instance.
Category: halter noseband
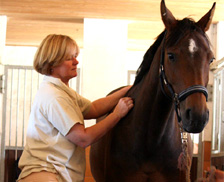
[159,31,208,123]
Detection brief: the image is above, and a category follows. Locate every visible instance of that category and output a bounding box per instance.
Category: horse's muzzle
[181,106,209,133]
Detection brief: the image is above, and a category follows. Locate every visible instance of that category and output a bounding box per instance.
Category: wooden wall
[4,150,22,182]
[211,155,224,171]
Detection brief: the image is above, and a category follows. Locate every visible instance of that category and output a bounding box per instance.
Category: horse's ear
[196,2,216,32]
[160,0,177,31]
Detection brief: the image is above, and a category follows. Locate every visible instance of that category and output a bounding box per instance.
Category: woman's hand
[113,97,134,119]
[85,86,133,119]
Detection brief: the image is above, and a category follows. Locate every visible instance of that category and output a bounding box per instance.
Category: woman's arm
[84,86,131,119]
[65,97,133,148]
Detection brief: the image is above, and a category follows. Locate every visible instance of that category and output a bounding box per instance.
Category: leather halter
[159,31,208,123]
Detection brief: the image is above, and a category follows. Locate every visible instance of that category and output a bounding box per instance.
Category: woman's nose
[73,57,79,65]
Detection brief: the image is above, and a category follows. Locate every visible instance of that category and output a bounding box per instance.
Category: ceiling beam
[6,18,84,47]
[1,0,222,22]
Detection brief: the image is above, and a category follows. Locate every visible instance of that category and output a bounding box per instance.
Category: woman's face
[51,48,79,85]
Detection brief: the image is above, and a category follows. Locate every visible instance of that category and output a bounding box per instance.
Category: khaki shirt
[18,76,91,182]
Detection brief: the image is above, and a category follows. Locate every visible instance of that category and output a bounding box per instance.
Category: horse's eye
[167,53,175,62]
[209,57,215,64]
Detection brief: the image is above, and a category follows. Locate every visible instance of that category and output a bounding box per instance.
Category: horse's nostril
[186,108,191,120]
[184,108,209,126]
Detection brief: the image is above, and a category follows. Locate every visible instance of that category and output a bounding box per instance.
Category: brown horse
[90,1,216,181]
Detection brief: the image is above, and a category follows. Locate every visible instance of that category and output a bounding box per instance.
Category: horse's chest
[108,164,181,182]
[108,145,182,182]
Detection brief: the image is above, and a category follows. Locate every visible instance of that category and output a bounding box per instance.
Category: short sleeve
[74,92,92,116]
[47,96,85,136]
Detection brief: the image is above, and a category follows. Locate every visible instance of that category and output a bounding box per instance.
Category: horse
[90,0,216,181]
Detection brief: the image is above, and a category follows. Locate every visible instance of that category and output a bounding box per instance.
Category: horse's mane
[133,31,166,85]
[133,18,208,86]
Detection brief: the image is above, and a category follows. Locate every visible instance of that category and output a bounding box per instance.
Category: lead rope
[178,123,191,182]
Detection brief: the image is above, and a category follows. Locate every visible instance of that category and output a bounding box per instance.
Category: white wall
[82,19,146,127]
[216,21,224,61]
[82,19,128,100]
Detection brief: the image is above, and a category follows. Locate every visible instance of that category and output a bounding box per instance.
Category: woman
[17,34,133,182]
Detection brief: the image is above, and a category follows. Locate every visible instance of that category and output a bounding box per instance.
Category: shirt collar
[43,75,76,98]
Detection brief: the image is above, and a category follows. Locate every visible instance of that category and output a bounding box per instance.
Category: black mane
[133,18,208,86]
[133,31,166,85]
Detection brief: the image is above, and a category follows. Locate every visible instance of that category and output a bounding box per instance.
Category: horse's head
[160,0,216,133]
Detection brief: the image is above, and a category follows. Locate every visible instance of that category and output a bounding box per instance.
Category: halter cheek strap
[159,31,208,123]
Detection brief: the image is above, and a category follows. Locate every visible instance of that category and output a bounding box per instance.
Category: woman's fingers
[113,97,134,119]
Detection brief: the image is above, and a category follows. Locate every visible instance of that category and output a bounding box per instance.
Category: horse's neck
[134,49,173,120]
[131,50,179,149]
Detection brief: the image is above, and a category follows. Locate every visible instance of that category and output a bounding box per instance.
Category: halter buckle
[173,93,180,105]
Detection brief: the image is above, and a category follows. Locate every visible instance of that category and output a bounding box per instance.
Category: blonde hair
[33,34,79,75]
